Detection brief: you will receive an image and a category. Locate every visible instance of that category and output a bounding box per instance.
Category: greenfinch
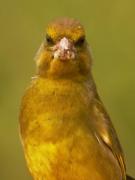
[19,18,134,180]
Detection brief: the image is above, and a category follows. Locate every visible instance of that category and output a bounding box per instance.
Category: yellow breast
[19,77,121,180]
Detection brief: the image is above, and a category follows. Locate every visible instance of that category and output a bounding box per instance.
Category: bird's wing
[92,98,126,179]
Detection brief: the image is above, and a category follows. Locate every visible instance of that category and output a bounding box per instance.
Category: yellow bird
[19,18,134,180]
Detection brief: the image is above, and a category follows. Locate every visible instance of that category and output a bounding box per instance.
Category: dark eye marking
[75,36,85,47]
[46,34,54,45]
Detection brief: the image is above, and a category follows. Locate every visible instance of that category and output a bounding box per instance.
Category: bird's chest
[22,81,98,179]
[21,80,121,180]
[23,80,94,143]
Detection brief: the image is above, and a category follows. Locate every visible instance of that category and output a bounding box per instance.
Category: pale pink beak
[53,37,76,61]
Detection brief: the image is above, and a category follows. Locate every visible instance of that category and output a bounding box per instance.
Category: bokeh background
[0,0,135,179]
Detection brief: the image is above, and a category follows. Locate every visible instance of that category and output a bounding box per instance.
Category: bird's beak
[53,37,76,61]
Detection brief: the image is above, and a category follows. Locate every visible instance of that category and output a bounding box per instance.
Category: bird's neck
[37,71,93,83]
[34,71,99,99]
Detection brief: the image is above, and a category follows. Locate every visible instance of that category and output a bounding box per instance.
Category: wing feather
[92,98,126,179]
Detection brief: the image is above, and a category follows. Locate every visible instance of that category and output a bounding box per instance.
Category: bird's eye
[75,36,85,47]
[46,34,54,45]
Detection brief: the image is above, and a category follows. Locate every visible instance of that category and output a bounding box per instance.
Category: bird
[19,17,134,180]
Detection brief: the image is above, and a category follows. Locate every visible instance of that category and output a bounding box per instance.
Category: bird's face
[36,18,92,79]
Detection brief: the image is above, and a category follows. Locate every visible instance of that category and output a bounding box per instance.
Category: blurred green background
[0,0,135,179]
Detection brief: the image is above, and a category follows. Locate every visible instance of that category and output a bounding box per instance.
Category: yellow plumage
[19,18,127,180]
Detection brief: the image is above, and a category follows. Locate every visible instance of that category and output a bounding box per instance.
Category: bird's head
[36,18,92,79]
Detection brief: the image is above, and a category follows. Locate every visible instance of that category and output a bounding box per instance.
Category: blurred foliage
[0,0,135,179]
